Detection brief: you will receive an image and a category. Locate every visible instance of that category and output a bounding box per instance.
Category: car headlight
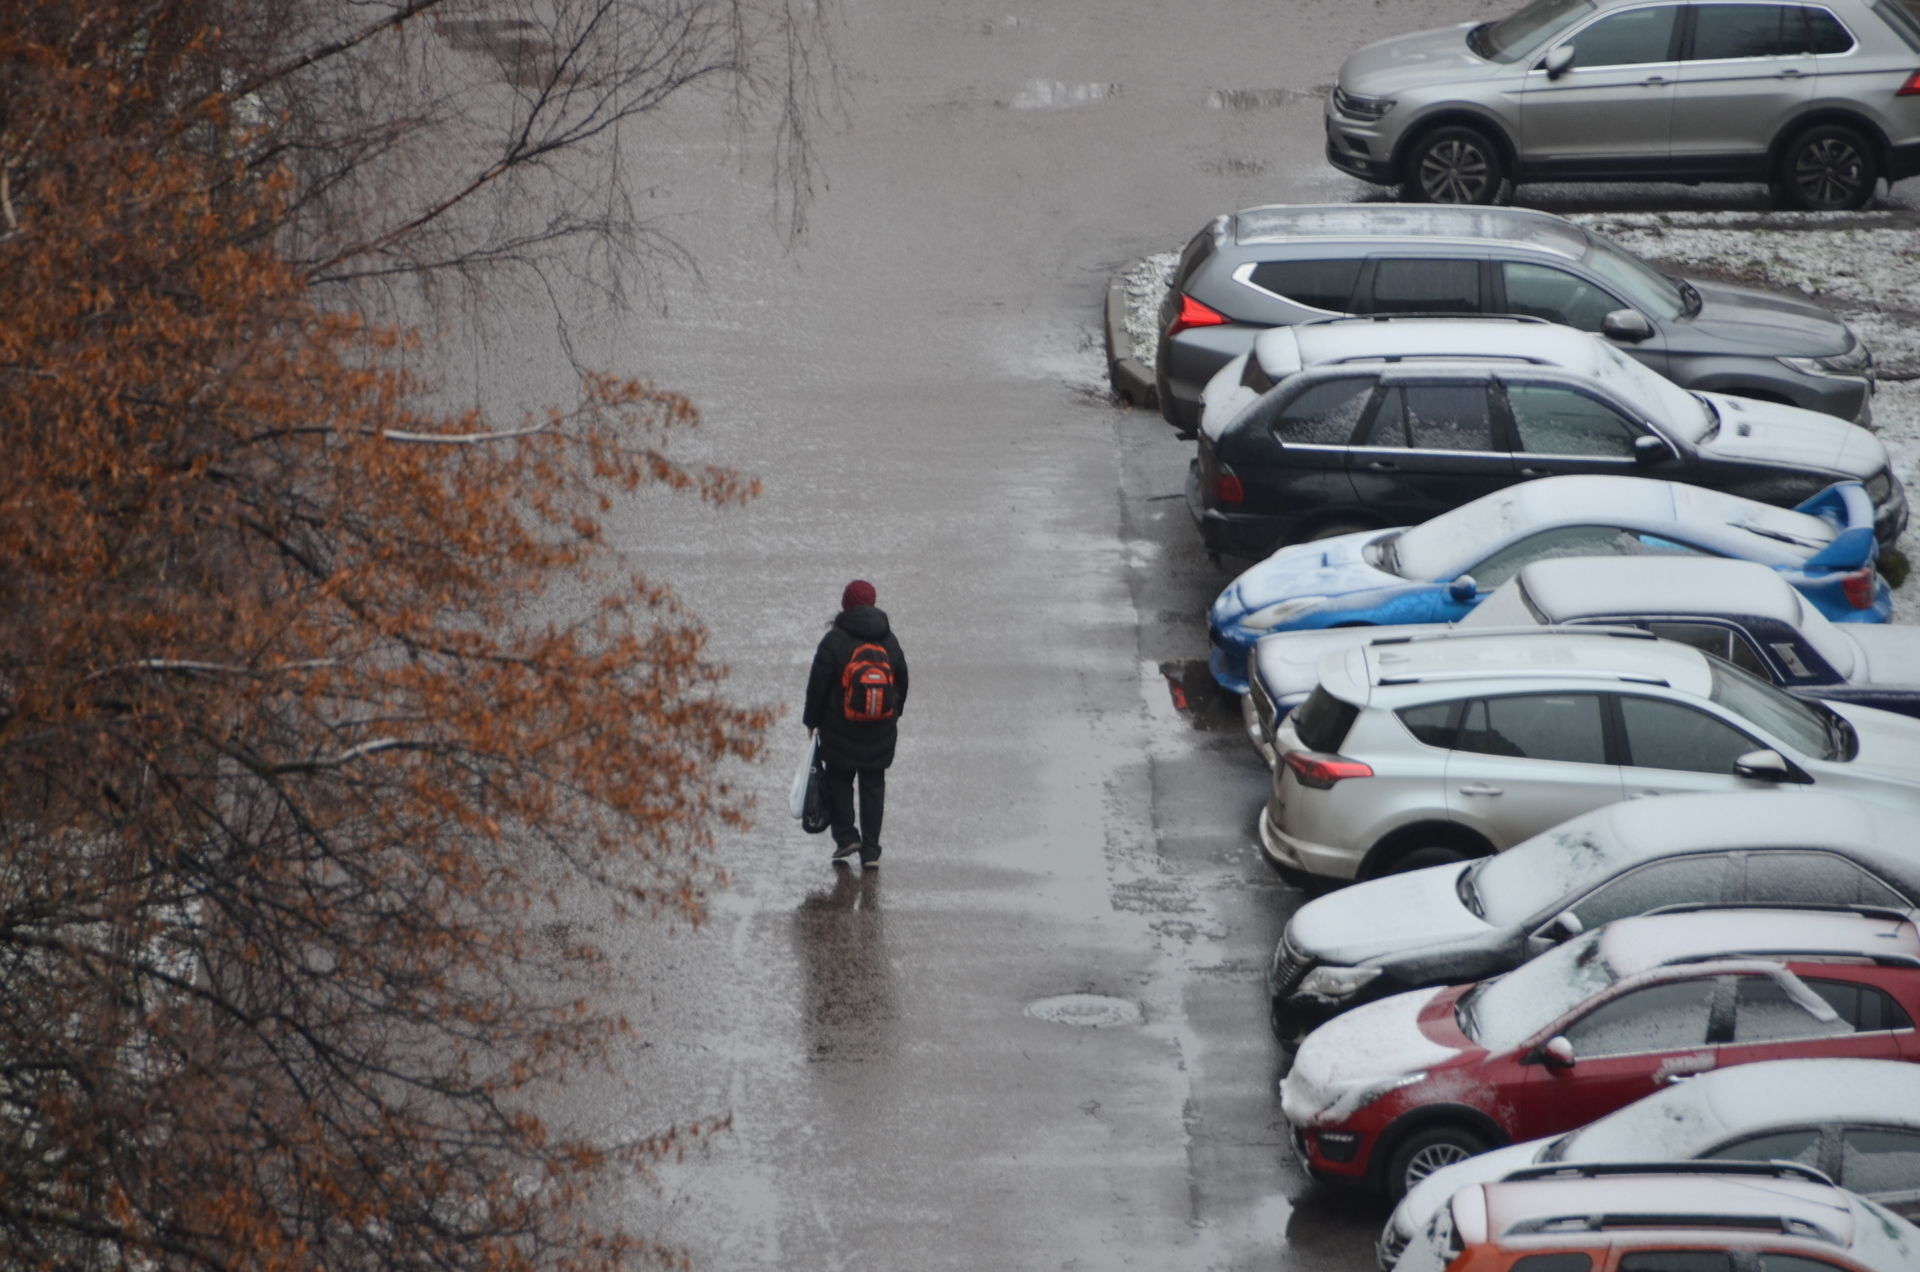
[1296,964,1385,1004]
[1239,596,1329,633]
[1781,343,1873,378]
[1348,1070,1428,1113]
[1866,470,1894,503]
[1333,88,1395,121]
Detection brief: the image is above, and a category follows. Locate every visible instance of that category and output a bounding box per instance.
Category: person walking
[803,579,908,869]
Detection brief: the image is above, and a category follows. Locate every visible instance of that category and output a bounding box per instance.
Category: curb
[1104,271,1158,411]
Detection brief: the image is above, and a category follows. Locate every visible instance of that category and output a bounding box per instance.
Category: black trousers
[822,760,885,851]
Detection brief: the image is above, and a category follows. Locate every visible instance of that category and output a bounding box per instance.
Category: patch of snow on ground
[1121,252,1176,367]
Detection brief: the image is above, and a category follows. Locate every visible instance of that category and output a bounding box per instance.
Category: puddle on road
[1159,658,1240,732]
[1026,993,1144,1028]
[1005,80,1121,110]
[1205,87,1321,111]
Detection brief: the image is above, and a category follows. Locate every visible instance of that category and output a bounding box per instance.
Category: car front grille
[1271,934,1313,996]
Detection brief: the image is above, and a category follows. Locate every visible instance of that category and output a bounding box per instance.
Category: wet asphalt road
[432,0,1917,1266]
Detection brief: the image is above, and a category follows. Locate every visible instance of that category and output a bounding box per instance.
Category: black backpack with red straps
[839,642,898,724]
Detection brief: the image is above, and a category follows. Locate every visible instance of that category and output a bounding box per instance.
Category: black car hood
[1670,277,1853,359]
[1286,863,1497,966]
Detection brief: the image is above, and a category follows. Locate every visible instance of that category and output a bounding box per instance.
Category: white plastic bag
[789,734,819,819]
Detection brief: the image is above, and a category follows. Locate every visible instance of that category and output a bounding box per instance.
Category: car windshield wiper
[1456,863,1485,919]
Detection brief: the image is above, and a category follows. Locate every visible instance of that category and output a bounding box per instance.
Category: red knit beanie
[841,579,876,610]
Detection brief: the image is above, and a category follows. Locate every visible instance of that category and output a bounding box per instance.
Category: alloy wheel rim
[1419,139,1490,202]
[1795,139,1865,207]
[1405,1141,1472,1185]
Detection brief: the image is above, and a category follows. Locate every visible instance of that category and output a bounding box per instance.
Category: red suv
[1278,906,1920,1199]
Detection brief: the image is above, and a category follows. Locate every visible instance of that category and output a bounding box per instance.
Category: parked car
[1242,555,1920,761]
[1278,906,1920,1199]
[1260,627,1920,883]
[1325,0,1920,210]
[1187,316,1904,559]
[1382,1058,1920,1268]
[1394,1161,1920,1272]
[1207,474,1889,695]
[1269,790,1920,1045]
[1155,203,1874,434]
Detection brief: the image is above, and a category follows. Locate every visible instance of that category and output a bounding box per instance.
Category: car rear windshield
[1290,686,1359,752]
[1472,0,1595,61]
[1875,0,1920,51]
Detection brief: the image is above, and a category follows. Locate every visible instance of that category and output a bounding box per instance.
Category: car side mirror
[1542,910,1584,943]
[1447,575,1479,603]
[1633,434,1674,465]
[1734,748,1814,784]
[1539,1036,1576,1069]
[1542,45,1575,79]
[1602,308,1653,343]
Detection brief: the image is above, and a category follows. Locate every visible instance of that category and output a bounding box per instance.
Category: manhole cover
[1025,994,1143,1028]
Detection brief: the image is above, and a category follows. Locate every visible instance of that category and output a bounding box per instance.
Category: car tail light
[1167,292,1229,338]
[1283,751,1373,789]
[1843,567,1877,610]
[1212,462,1244,505]
[1898,70,1920,96]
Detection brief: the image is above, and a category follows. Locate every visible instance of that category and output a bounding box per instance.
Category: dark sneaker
[860,845,882,870]
[831,840,861,861]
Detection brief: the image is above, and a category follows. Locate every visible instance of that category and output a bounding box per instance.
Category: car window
[1707,1126,1825,1168]
[1689,4,1806,59]
[1618,695,1759,775]
[1806,6,1856,53]
[1742,851,1907,910]
[1469,526,1705,589]
[1246,259,1363,313]
[1455,693,1607,763]
[1499,263,1620,332]
[1569,855,1733,930]
[1564,5,1681,66]
[1398,701,1460,748]
[1291,685,1359,752]
[1266,377,1376,445]
[1363,259,1481,314]
[1707,660,1835,759]
[1505,382,1644,457]
[1562,978,1716,1058]
[1730,974,1854,1045]
[1484,0,1597,61]
[1802,978,1912,1032]
[1761,1257,1851,1272]
[1839,1128,1920,1195]
[1645,622,1768,678]
[1357,386,1409,447]
[1618,1256,1733,1272]
[1407,384,1497,451]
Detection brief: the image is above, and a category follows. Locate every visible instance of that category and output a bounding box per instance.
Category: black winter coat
[803,605,909,769]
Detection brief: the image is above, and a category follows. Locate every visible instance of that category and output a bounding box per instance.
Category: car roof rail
[1504,1212,1843,1244]
[1365,626,1655,648]
[1299,313,1552,327]
[1502,1160,1834,1187]
[1663,948,1920,969]
[1375,670,1669,687]
[1643,900,1916,924]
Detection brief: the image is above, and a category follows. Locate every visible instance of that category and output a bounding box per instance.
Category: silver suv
[1327,0,1920,208]
[1261,626,1920,882]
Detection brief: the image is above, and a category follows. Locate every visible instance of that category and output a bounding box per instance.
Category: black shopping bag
[801,754,831,835]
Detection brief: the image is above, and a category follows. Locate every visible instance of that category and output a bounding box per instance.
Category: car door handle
[1639,76,1668,86]
[1367,460,1398,471]
[1777,68,1807,78]
[1629,790,1663,799]
[1519,466,1554,477]
[1458,783,1503,797]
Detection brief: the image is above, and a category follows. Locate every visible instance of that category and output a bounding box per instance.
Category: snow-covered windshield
[1467,822,1622,927]
[1473,0,1594,61]
[1545,1086,1717,1163]
[1585,339,1714,442]
[1456,579,1542,628]
[1390,495,1526,581]
[1582,233,1686,321]
[1455,928,1616,1052]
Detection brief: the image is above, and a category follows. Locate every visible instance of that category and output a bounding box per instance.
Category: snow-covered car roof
[1597,906,1919,980]
[1565,1058,1920,1163]
[1229,203,1589,262]
[1340,628,1716,703]
[1468,1167,1920,1264]
[1517,555,1806,626]
[1391,474,1843,578]
[1253,315,1606,381]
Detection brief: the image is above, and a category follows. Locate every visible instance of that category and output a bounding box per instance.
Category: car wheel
[1403,127,1507,205]
[1394,845,1472,873]
[1773,126,1879,211]
[1387,1125,1489,1200]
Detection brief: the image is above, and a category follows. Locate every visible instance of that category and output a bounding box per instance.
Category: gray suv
[1156,204,1874,434]
[1326,0,1920,208]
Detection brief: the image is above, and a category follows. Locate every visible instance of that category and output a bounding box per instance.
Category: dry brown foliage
[0,2,788,1268]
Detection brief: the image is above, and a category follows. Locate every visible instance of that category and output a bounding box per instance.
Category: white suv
[1263,626,1920,882]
